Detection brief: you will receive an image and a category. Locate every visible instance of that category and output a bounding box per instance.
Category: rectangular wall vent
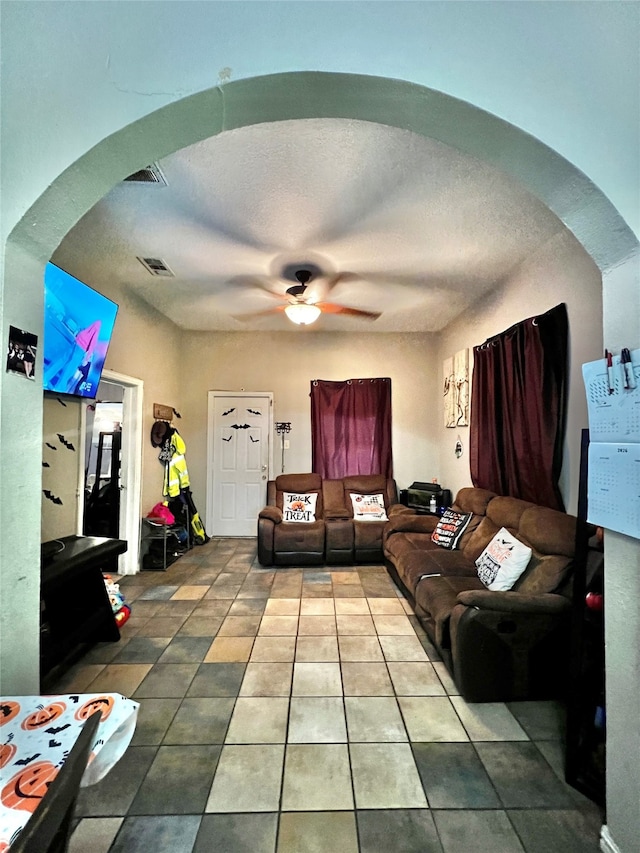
[124,163,167,185]
[137,257,175,277]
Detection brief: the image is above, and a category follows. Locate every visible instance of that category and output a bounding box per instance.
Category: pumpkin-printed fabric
[0,693,139,848]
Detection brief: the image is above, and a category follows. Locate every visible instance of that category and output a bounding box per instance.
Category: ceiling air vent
[138,257,175,277]
[123,163,167,185]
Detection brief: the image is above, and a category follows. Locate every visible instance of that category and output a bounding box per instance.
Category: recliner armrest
[383,514,439,536]
[388,503,414,518]
[456,589,570,615]
[259,506,283,524]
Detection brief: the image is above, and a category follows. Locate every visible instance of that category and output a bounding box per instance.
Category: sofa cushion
[431,510,473,549]
[274,519,325,552]
[452,487,497,515]
[350,493,388,521]
[513,552,574,595]
[414,574,485,648]
[395,548,477,595]
[475,527,532,591]
[283,492,318,523]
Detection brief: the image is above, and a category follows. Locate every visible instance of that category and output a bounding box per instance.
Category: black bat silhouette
[48,738,61,748]
[45,442,57,450]
[222,436,232,442]
[45,724,71,735]
[15,754,41,765]
[56,397,67,407]
[43,490,63,505]
[70,696,79,703]
[1,704,15,719]
[57,433,76,451]
[247,408,261,416]
[222,407,236,416]
[42,461,50,468]
[249,436,259,443]
[230,424,251,430]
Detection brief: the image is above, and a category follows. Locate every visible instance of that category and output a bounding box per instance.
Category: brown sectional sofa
[382,487,578,702]
[258,473,408,567]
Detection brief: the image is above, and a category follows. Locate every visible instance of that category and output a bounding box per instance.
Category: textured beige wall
[437,228,602,514]
[41,396,84,540]
[178,331,439,516]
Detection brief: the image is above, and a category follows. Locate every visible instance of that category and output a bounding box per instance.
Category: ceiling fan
[233,268,381,326]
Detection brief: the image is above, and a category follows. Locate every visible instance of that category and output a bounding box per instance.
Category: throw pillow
[475,527,532,591]
[282,492,318,523]
[431,509,473,550]
[350,493,388,521]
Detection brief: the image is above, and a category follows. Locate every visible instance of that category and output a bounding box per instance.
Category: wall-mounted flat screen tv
[43,262,119,399]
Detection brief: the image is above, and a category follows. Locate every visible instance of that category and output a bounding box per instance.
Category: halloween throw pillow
[431,509,473,550]
[475,527,532,591]
[350,493,388,521]
[282,492,318,523]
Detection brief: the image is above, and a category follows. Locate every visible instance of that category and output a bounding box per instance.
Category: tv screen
[43,262,119,399]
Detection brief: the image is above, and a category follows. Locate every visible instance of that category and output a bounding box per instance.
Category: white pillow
[475,527,532,591]
[282,492,318,523]
[350,493,388,521]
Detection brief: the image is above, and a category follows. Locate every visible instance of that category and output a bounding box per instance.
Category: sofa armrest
[259,506,283,524]
[325,507,351,520]
[456,589,571,615]
[384,513,439,536]
[388,503,414,518]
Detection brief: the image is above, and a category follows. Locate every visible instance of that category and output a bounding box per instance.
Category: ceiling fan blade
[317,302,381,320]
[231,305,286,321]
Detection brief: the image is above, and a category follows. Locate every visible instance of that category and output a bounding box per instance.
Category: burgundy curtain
[469,303,568,511]
[310,378,392,479]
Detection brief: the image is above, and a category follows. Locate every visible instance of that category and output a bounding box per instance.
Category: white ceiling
[57,118,569,333]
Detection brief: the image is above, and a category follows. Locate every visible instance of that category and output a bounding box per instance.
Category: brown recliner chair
[323,474,406,564]
[257,473,326,566]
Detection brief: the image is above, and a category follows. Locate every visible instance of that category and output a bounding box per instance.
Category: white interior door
[207,392,273,536]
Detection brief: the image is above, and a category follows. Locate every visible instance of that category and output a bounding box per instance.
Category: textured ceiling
[56,118,569,332]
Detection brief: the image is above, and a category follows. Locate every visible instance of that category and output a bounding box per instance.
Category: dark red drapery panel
[310,378,393,480]
[469,303,568,511]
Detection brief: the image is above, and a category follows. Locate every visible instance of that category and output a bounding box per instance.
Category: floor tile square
[475,742,575,808]
[278,811,358,853]
[507,808,602,852]
[292,662,343,696]
[177,615,224,637]
[295,635,339,662]
[76,746,157,817]
[264,598,301,615]
[282,744,354,810]
[259,615,300,636]
[204,636,254,662]
[157,636,212,664]
[170,585,208,600]
[226,697,290,743]
[68,817,124,853]
[53,663,108,693]
[357,809,441,853]
[129,744,221,814]
[336,614,376,635]
[398,696,469,742]
[133,663,198,698]
[135,616,187,637]
[506,699,566,740]
[373,614,417,635]
[432,809,524,853]
[108,815,201,853]
[341,662,394,696]
[345,696,407,741]
[186,663,246,697]
[228,598,267,616]
[164,697,234,744]
[451,696,529,741]
[218,614,262,636]
[387,662,446,696]
[432,661,458,693]
[367,597,406,615]
[206,744,285,812]
[138,585,180,600]
[195,813,278,853]
[331,584,365,598]
[88,663,153,696]
[300,598,335,615]
[379,635,429,661]
[287,697,347,743]
[350,743,427,809]
[334,599,370,615]
[338,636,384,662]
[332,571,361,584]
[193,600,233,617]
[251,636,297,662]
[130,697,181,746]
[239,662,293,696]
[297,614,337,635]
[413,742,501,808]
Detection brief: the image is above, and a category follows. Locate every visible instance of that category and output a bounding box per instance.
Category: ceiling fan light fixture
[284,303,321,325]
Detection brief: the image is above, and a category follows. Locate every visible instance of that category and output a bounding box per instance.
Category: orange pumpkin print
[0,701,20,727]
[1,761,59,813]
[290,500,305,512]
[75,695,113,722]
[0,743,17,768]
[0,841,9,853]
[21,702,66,731]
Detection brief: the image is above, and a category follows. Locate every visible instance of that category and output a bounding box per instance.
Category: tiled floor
[50,538,604,852]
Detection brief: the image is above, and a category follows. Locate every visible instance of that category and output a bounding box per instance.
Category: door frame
[206,390,274,536]
[78,369,144,574]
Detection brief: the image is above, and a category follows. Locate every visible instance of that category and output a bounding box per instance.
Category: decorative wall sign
[443,348,470,428]
[6,326,37,380]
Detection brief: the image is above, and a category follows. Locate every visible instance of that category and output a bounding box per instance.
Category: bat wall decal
[250,436,259,442]
[230,424,251,430]
[222,436,232,442]
[42,462,50,468]
[222,407,236,416]
[45,442,57,450]
[43,490,63,505]
[57,433,76,451]
[247,408,262,416]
